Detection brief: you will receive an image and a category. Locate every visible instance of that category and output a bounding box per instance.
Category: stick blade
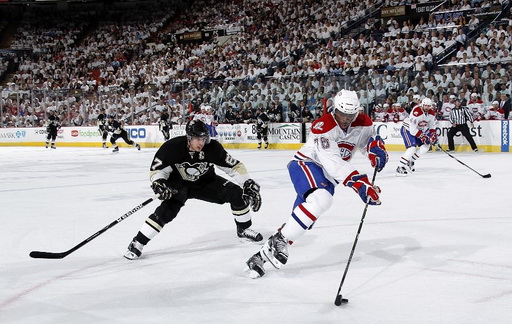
[334,295,349,306]
[483,174,491,178]
[30,251,67,259]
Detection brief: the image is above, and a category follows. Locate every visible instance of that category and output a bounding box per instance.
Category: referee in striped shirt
[447,98,478,152]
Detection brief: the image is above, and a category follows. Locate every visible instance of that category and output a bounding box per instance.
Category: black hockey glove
[243,179,261,212]
[151,179,178,200]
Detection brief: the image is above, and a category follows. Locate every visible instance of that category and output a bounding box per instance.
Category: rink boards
[0,121,510,152]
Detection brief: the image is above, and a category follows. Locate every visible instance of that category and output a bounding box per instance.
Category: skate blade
[243,266,263,279]
[238,237,264,244]
[395,172,408,177]
[260,245,282,269]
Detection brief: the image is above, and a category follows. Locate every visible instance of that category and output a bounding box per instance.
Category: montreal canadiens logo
[313,121,324,131]
[338,141,355,161]
[71,130,79,137]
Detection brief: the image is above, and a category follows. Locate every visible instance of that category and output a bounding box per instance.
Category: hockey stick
[334,167,378,306]
[29,196,156,259]
[435,144,491,178]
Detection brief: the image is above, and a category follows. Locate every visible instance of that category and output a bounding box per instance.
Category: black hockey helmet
[186,119,210,143]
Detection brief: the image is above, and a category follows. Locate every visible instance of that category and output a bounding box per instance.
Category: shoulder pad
[311,114,337,134]
[411,107,424,117]
[351,113,373,127]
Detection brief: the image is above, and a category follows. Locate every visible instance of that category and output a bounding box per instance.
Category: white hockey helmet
[333,90,361,115]
[421,98,433,109]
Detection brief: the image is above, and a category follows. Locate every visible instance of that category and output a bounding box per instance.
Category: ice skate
[260,231,288,269]
[51,145,56,149]
[244,251,266,279]
[264,142,269,149]
[135,143,141,151]
[102,143,108,149]
[124,238,144,260]
[407,160,415,172]
[237,227,263,243]
[112,146,119,153]
[257,143,261,149]
[396,166,409,177]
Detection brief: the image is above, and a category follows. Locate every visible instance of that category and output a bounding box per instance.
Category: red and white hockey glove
[428,129,438,144]
[343,171,381,205]
[420,129,438,145]
[367,136,388,172]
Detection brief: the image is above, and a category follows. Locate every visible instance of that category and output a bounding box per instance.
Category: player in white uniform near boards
[396,98,438,176]
[244,89,388,278]
[193,105,218,139]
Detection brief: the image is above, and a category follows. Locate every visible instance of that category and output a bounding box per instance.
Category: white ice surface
[1,146,511,324]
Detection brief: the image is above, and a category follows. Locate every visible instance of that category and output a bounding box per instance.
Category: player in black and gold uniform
[158,110,172,141]
[107,114,141,153]
[45,110,61,149]
[97,109,110,148]
[124,119,263,259]
[255,109,270,149]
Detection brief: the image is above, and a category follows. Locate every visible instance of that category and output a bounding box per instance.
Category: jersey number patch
[151,158,164,171]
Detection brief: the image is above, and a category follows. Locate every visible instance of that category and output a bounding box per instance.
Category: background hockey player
[124,119,263,260]
[193,105,218,139]
[97,109,110,148]
[244,89,387,278]
[484,100,505,120]
[107,114,141,153]
[440,94,457,121]
[396,98,438,176]
[467,93,485,121]
[45,110,61,149]
[255,108,270,149]
[158,109,172,141]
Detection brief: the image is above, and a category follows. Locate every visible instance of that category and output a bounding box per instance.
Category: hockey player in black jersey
[158,110,172,141]
[107,114,141,153]
[45,110,61,149]
[97,109,110,148]
[124,119,263,260]
[255,108,270,149]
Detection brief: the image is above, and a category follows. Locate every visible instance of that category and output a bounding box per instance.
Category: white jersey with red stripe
[440,102,455,120]
[402,106,436,137]
[193,113,214,125]
[467,99,485,119]
[484,107,505,120]
[294,112,375,184]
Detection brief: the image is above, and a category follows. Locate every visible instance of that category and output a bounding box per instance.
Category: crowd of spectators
[0,0,512,129]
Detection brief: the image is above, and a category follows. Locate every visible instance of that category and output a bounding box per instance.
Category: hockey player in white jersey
[193,105,218,139]
[484,100,505,120]
[440,95,456,120]
[244,89,388,278]
[467,93,485,121]
[396,98,438,176]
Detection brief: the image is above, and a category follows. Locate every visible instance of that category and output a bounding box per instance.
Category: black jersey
[47,115,61,129]
[150,136,242,184]
[160,112,169,123]
[109,120,124,134]
[159,112,170,128]
[97,114,109,130]
[256,112,270,130]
